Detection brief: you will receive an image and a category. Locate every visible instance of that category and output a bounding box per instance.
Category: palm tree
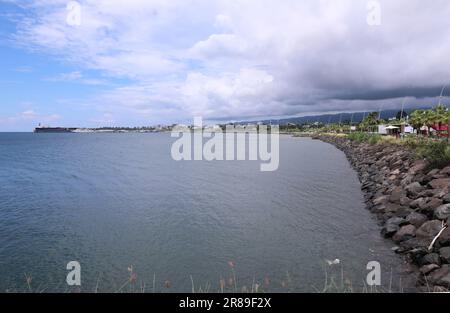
[423,109,437,136]
[431,105,448,138]
[410,109,425,136]
[360,112,380,132]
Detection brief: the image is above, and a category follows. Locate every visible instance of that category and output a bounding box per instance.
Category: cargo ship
[34,125,76,133]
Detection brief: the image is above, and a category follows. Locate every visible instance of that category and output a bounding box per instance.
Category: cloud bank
[9,0,450,124]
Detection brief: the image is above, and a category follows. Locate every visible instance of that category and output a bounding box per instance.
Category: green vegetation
[409,104,450,135]
[347,132,382,144]
[284,103,450,169]
[415,140,450,169]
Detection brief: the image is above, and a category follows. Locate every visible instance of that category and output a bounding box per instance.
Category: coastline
[316,135,450,291]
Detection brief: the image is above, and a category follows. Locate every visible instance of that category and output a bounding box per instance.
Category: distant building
[378,124,413,135]
[431,124,450,137]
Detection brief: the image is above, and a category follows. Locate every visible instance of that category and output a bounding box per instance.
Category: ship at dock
[34,124,76,133]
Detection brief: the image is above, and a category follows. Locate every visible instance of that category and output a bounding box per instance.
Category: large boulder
[416,220,444,239]
[438,228,450,246]
[381,217,407,238]
[401,174,415,187]
[390,168,401,176]
[384,203,403,213]
[440,166,450,175]
[405,182,424,198]
[406,212,428,228]
[420,253,441,266]
[373,195,390,206]
[389,186,406,203]
[420,264,440,275]
[435,204,450,220]
[409,160,427,175]
[409,197,427,209]
[428,169,441,176]
[393,225,416,243]
[394,207,413,218]
[400,196,413,207]
[426,265,450,288]
[370,204,387,214]
[429,178,450,190]
[421,198,444,212]
[440,247,450,263]
[442,193,450,204]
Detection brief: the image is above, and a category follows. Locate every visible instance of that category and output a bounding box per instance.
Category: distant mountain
[253,108,430,125]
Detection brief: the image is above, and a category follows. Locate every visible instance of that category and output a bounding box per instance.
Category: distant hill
[253,108,431,125]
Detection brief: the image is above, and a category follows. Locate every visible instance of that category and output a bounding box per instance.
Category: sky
[0,0,450,131]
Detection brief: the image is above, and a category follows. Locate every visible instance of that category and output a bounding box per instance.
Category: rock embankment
[319,135,450,291]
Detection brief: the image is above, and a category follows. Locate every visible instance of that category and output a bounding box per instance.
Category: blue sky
[1,0,450,131]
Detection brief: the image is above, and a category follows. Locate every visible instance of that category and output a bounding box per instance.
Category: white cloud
[20,110,61,122]
[0,110,61,128]
[45,70,109,85]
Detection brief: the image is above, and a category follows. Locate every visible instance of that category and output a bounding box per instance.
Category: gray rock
[407,246,428,262]
[405,182,424,198]
[373,195,390,205]
[389,186,405,203]
[400,196,413,206]
[418,189,439,198]
[426,265,450,288]
[401,174,415,187]
[420,253,441,266]
[435,204,450,220]
[409,160,427,175]
[393,225,416,242]
[370,204,386,214]
[410,197,427,209]
[442,193,450,204]
[429,178,450,190]
[428,169,440,176]
[420,264,440,275]
[394,207,413,218]
[439,247,450,263]
[421,198,443,212]
[440,166,450,175]
[438,227,450,246]
[406,212,428,228]
[384,203,403,213]
[416,220,444,239]
[391,167,401,174]
[381,217,406,238]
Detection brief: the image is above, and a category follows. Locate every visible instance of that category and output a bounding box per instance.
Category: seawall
[318,135,450,291]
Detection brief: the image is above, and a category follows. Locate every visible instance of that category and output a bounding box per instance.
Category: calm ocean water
[0,133,413,292]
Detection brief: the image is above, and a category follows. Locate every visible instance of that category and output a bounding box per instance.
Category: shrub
[367,134,382,144]
[417,140,450,169]
[347,132,382,144]
[402,136,427,149]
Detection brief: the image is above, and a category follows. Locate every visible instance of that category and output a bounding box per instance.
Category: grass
[8,260,419,293]
[415,139,450,169]
[347,132,383,144]
[313,265,405,293]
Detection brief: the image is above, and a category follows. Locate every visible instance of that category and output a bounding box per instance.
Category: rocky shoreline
[318,135,450,292]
